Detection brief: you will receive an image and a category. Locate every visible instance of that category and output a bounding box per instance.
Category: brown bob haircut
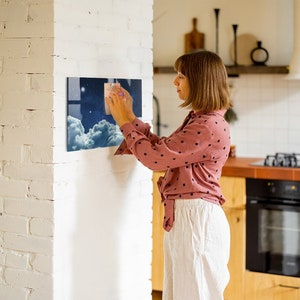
[174,50,231,112]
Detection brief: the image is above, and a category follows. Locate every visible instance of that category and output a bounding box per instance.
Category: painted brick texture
[1,1,153,300]
[53,1,153,299]
[0,0,54,299]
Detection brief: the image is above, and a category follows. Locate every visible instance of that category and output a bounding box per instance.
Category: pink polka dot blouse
[115,109,231,231]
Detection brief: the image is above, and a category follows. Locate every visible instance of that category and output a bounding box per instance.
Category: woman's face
[173,72,190,101]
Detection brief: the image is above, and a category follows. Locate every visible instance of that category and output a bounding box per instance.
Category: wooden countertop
[223,157,300,181]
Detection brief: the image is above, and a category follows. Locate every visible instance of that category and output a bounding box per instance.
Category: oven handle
[279,284,300,290]
[247,199,300,207]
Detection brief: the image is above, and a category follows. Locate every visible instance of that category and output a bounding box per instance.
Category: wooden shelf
[226,65,289,76]
[153,66,175,74]
[154,65,289,76]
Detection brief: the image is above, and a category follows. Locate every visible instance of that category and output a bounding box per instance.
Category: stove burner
[264,153,300,167]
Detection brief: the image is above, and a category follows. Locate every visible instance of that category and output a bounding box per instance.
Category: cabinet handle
[279,284,300,290]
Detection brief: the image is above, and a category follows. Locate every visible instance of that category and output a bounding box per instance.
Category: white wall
[0,1,54,299]
[0,1,154,300]
[53,1,154,299]
[154,0,293,66]
[153,0,300,157]
[154,73,300,157]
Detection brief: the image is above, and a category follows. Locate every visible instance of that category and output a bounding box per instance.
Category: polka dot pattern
[115,110,231,229]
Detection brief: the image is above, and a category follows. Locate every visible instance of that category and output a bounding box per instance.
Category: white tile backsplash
[154,73,300,157]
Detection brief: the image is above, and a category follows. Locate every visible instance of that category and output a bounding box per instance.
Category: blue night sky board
[67,77,142,152]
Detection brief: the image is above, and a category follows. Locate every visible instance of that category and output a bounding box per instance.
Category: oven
[246,178,300,277]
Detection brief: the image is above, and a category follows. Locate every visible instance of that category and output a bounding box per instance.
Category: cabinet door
[220,176,246,209]
[245,271,300,300]
[223,208,245,300]
[152,171,165,291]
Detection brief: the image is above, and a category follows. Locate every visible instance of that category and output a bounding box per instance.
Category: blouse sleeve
[116,117,225,171]
[114,117,160,155]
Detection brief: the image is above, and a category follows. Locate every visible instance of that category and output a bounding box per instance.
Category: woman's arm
[105,86,161,154]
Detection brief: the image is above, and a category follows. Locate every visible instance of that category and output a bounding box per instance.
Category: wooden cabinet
[221,176,246,300]
[152,171,165,291]
[223,208,245,300]
[220,176,246,209]
[245,271,300,300]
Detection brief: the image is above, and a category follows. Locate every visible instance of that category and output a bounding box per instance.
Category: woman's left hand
[105,86,136,127]
[163,200,175,232]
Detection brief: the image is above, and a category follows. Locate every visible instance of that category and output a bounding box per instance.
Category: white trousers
[163,198,230,300]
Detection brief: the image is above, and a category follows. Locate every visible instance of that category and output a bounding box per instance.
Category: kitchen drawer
[245,271,300,300]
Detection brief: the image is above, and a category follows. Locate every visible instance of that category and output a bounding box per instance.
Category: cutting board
[185,18,205,53]
[229,33,258,65]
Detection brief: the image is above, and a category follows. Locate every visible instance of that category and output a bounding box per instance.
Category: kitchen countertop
[223,157,300,181]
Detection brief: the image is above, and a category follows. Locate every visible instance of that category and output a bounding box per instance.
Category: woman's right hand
[105,86,136,127]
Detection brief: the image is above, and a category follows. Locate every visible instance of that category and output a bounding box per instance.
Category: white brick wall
[0,0,55,299]
[5,252,27,270]
[1,1,153,300]
[53,1,153,299]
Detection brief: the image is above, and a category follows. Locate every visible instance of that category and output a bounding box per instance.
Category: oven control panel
[246,178,300,201]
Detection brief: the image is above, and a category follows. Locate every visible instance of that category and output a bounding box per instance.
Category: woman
[105,50,231,300]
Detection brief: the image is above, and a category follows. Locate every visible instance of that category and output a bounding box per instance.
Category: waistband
[174,198,220,208]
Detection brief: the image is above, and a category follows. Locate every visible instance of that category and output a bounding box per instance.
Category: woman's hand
[105,86,136,127]
[163,200,175,232]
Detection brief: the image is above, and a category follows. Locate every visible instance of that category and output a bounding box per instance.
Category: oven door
[246,199,300,277]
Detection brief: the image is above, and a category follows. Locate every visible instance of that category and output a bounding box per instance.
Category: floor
[152,290,162,300]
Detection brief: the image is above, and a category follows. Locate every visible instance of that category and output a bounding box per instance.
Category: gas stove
[251,152,300,168]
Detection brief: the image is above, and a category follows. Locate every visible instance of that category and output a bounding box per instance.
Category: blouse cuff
[114,117,150,155]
